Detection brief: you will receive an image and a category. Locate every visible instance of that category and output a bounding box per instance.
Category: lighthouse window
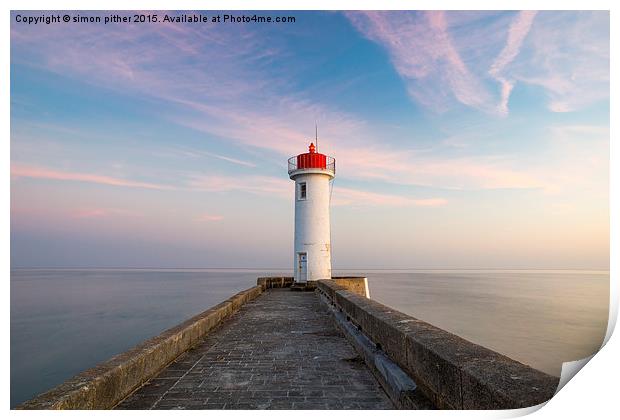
[299,182,307,200]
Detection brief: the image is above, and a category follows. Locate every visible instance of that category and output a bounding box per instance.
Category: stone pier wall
[17,285,264,410]
[329,277,370,298]
[257,276,294,289]
[316,280,560,409]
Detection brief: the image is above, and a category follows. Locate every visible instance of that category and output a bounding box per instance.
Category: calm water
[10,269,609,407]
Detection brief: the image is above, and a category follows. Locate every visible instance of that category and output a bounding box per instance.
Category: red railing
[288,154,335,175]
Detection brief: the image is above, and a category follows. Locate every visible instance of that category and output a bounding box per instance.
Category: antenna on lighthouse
[315,122,318,152]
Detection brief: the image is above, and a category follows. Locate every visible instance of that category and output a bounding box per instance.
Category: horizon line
[10,266,610,271]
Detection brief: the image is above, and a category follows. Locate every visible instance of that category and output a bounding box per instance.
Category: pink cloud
[489,11,537,115]
[346,11,495,114]
[11,11,606,196]
[195,213,224,222]
[9,11,423,175]
[151,146,256,168]
[168,96,365,159]
[188,174,292,198]
[334,187,447,207]
[325,145,546,191]
[11,163,170,190]
[346,11,607,116]
[411,198,449,207]
[11,11,536,192]
[72,208,108,219]
[188,172,447,208]
[504,11,608,112]
[489,11,537,76]
[72,208,139,219]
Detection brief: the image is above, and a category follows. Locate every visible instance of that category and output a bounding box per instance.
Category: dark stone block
[460,357,559,409]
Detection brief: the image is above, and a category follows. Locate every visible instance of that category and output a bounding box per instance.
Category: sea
[10,268,609,407]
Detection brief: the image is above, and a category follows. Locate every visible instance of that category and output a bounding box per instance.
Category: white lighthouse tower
[288,142,335,283]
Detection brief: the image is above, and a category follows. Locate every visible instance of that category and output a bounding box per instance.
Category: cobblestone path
[116,288,393,409]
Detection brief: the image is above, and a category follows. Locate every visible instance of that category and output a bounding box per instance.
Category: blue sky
[10,10,609,268]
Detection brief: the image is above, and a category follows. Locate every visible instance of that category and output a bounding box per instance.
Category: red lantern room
[288,143,335,176]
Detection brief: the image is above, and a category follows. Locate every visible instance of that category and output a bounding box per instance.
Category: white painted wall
[290,169,334,282]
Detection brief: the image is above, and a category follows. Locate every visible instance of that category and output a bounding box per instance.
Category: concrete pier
[18,277,559,410]
[117,289,392,409]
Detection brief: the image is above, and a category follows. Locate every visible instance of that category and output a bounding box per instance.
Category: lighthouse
[288,142,335,283]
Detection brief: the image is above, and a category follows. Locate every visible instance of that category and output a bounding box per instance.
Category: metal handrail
[288,155,336,175]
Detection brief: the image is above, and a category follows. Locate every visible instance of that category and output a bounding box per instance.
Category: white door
[298,253,307,282]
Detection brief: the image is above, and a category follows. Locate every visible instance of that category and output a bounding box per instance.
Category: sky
[10,10,609,269]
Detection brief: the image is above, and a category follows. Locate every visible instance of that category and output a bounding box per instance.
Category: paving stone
[116,289,392,410]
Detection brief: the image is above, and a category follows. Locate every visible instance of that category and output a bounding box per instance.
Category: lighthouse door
[298,253,308,282]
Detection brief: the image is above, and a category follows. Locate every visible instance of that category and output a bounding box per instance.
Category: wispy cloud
[10,11,509,196]
[346,11,495,114]
[201,151,256,168]
[188,174,291,197]
[489,11,537,114]
[11,12,369,161]
[402,158,541,190]
[188,172,447,207]
[541,124,609,193]
[72,208,139,219]
[514,11,609,112]
[152,146,256,168]
[10,11,608,198]
[489,12,538,76]
[195,213,224,222]
[11,163,170,190]
[10,11,609,269]
[346,11,607,115]
[333,187,447,207]
[12,161,452,208]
